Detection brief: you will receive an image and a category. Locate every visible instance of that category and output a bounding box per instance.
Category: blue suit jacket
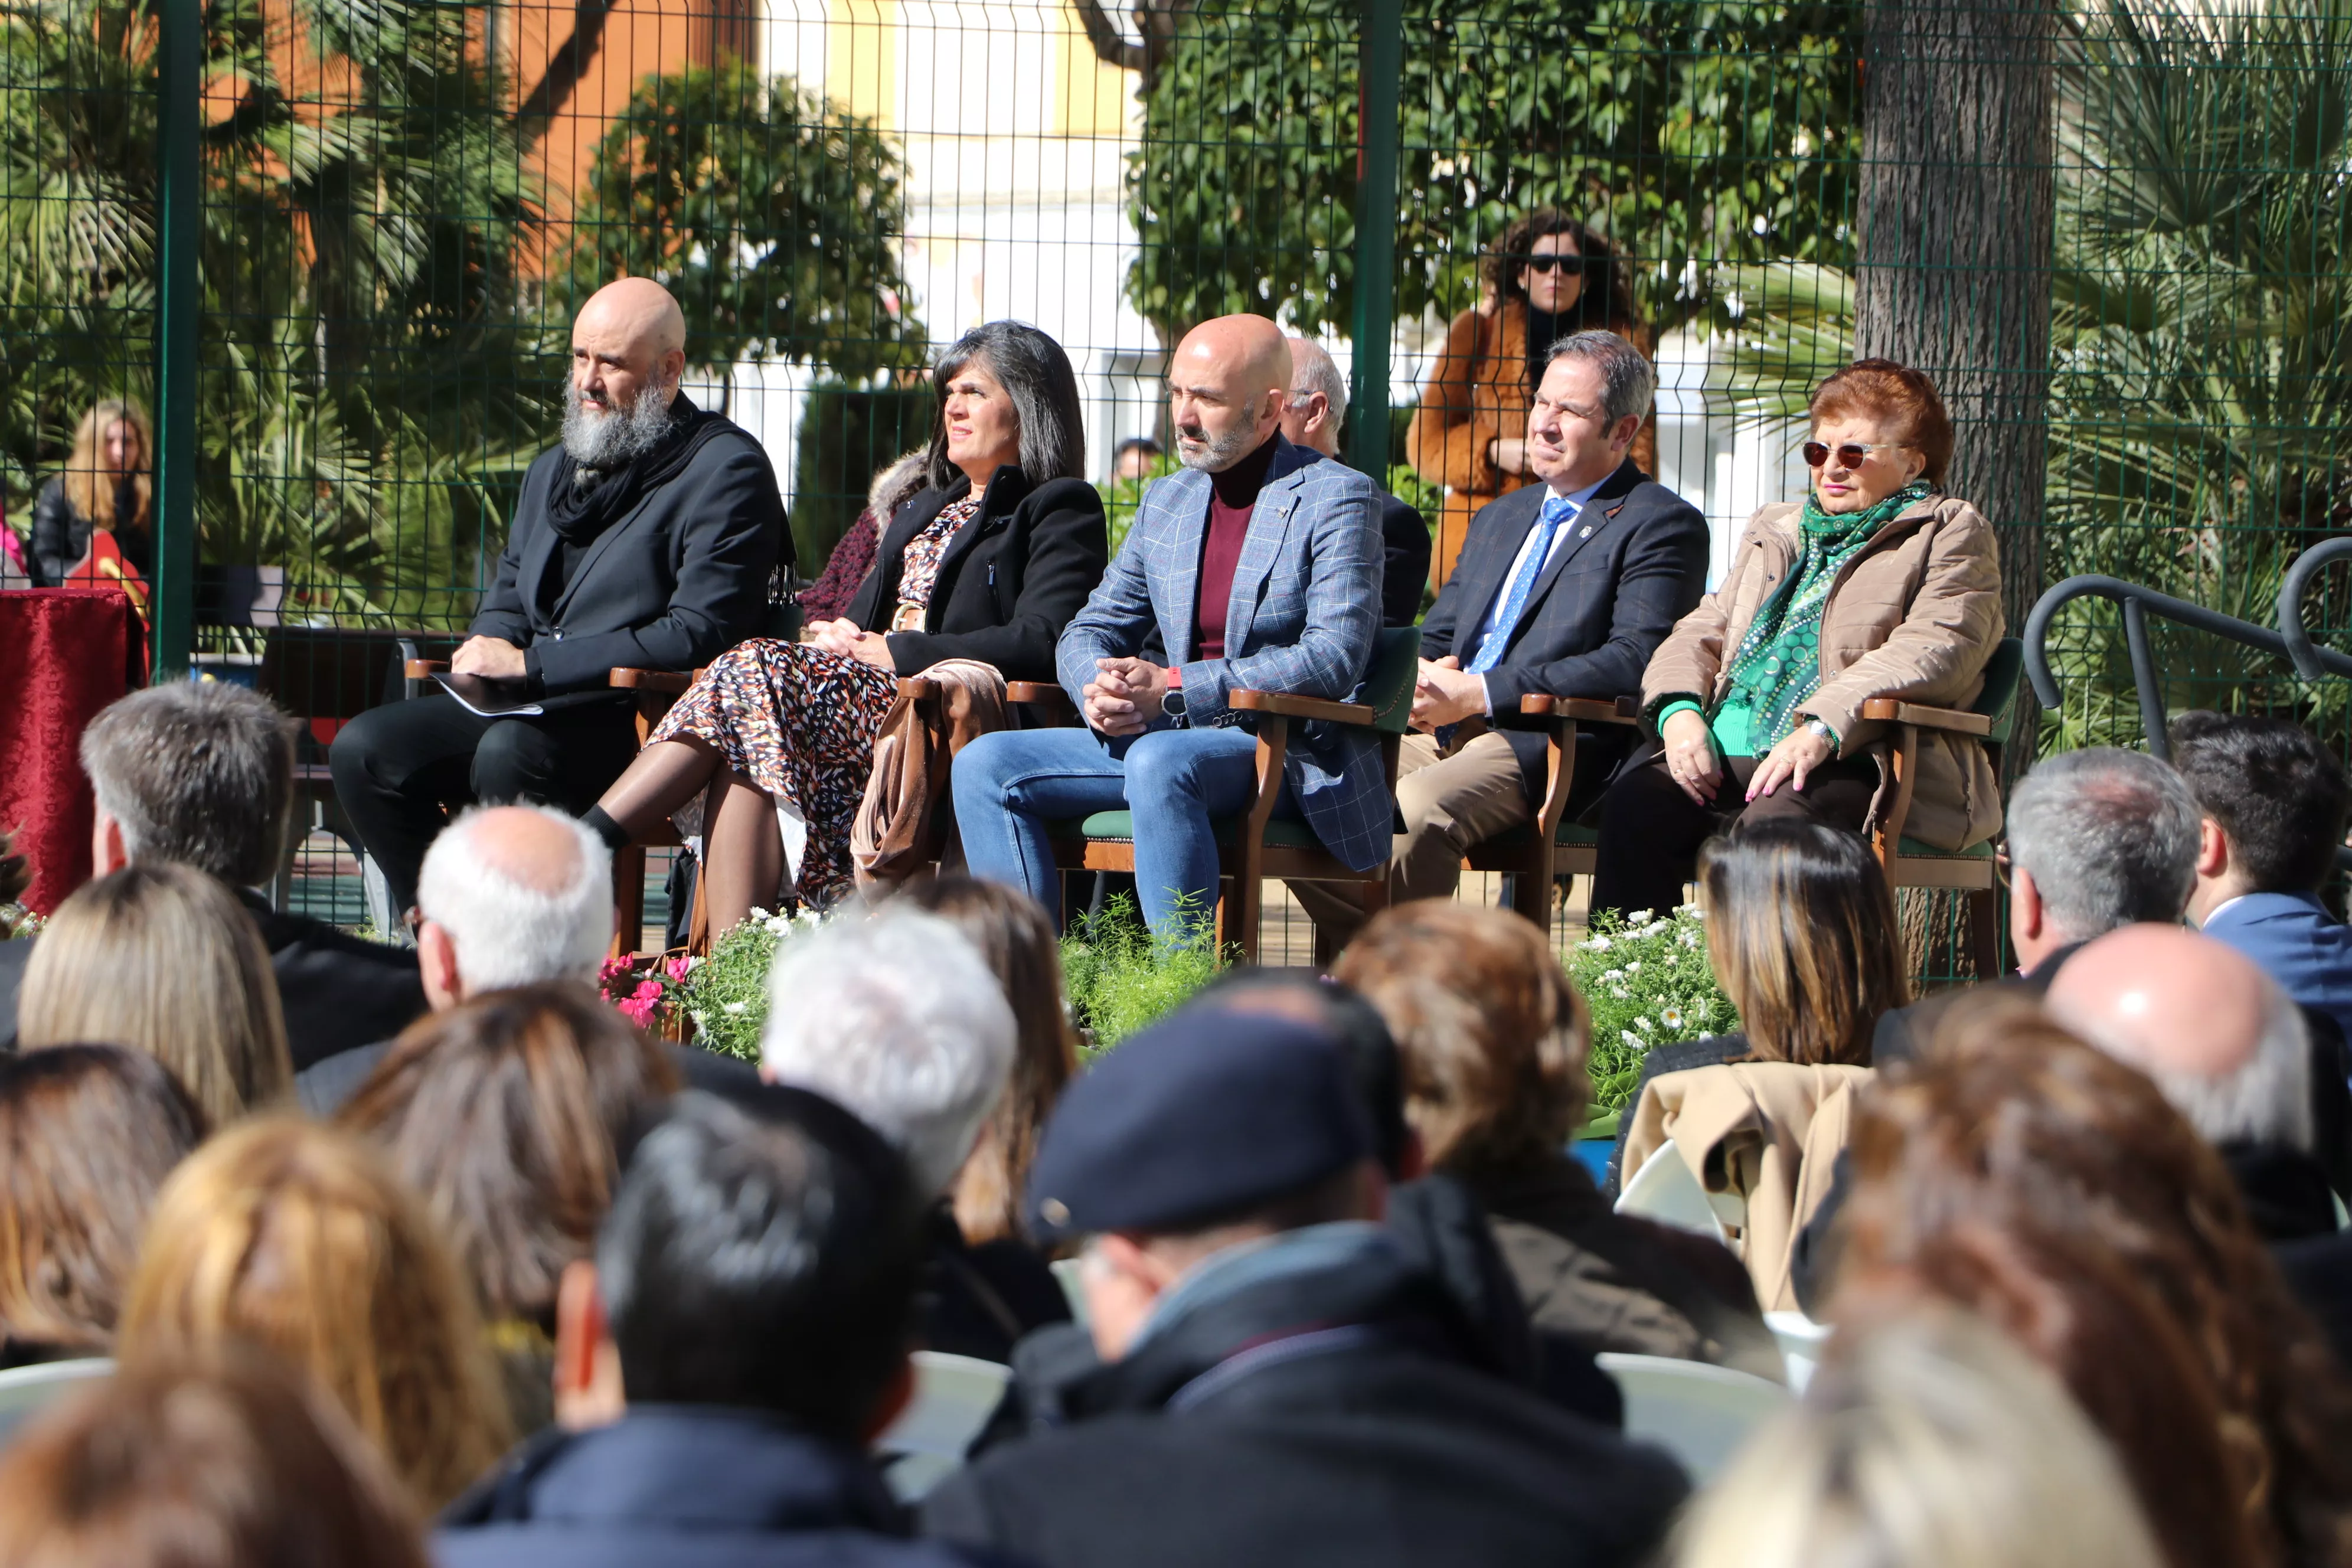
[1056,436,1388,871]
[2202,891,2352,1052]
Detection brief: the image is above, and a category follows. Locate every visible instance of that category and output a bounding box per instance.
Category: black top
[920,1206,1072,1364]
[842,466,1108,681]
[235,889,430,1073]
[29,476,149,587]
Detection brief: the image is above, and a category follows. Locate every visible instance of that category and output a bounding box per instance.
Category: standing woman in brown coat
[1588,359,2004,919]
[1406,210,1653,589]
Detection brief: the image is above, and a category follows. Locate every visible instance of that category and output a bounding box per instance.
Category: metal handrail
[2278,535,2352,682]
[2021,574,2352,763]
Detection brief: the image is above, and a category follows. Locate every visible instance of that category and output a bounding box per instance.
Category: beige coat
[1622,1061,1873,1313]
[851,659,1007,888]
[1641,494,2005,851]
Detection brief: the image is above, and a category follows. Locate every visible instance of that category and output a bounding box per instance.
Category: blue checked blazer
[1057,435,1390,871]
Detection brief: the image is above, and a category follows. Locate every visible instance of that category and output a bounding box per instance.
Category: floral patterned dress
[649,495,981,907]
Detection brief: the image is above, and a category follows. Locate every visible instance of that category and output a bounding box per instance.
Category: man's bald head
[578,277,687,364]
[416,804,612,1002]
[2045,925,2312,1152]
[1167,315,1292,472]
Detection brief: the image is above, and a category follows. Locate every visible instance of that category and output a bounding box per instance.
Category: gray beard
[562,380,674,471]
[1177,401,1263,472]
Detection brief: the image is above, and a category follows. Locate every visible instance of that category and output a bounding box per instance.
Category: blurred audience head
[79,678,293,886]
[2170,711,2352,917]
[1672,1307,2164,1568]
[119,1118,512,1510]
[760,906,1015,1198]
[2046,924,2312,1154]
[0,1046,205,1361]
[1697,815,1906,1066]
[339,984,680,1327]
[0,1351,427,1568]
[18,862,290,1126]
[1334,902,1587,1183]
[2004,747,2200,968]
[414,805,611,1011]
[1838,999,2352,1568]
[1024,1007,1380,1360]
[565,1087,927,1442]
[889,876,1078,1243]
[1198,966,1416,1180]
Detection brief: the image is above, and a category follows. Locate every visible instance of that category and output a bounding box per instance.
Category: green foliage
[565,60,926,382]
[1057,893,1224,1052]
[1567,905,1734,1112]
[1096,456,1177,559]
[1125,0,1862,339]
[793,380,933,574]
[681,906,829,1062]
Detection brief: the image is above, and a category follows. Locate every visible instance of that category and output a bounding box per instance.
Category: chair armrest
[1005,681,1065,705]
[899,677,940,700]
[610,668,693,695]
[1519,694,1641,726]
[404,658,449,679]
[1230,689,1375,726]
[1859,698,1992,736]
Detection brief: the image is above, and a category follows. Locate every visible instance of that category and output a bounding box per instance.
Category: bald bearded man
[954,314,1387,937]
[331,279,789,916]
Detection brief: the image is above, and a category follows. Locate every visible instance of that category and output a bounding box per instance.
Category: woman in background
[31,397,152,586]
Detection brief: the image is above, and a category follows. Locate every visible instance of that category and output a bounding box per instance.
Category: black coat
[438,1406,997,1568]
[29,477,149,587]
[1377,491,1434,627]
[1421,462,1709,808]
[843,468,1108,681]
[472,410,789,698]
[920,1206,1071,1364]
[922,1238,1688,1568]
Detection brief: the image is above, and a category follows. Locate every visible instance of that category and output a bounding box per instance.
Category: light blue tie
[1437,495,1577,748]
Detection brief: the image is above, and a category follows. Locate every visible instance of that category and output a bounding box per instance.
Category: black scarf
[544,390,721,544]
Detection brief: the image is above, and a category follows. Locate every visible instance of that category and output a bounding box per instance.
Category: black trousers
[327,693,641,914]
[1587,747,1879,919]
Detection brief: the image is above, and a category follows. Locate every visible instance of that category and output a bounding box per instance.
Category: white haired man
[1280,336,1431,628]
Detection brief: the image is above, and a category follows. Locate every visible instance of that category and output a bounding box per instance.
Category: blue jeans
[953,725,1279,936]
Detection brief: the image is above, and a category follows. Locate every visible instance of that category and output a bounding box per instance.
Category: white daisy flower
[1621,1030,1643,1048]
[1662,1007,1686,1030]
[1628,909,1655,925]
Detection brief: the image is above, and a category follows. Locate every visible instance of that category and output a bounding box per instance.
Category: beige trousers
[1291,729,1530,950]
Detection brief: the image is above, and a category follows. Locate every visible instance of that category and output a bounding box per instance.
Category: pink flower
[615,995,659,1028]
[665,956,693,983]
[632,978,665,1001]
[598,956,633,983]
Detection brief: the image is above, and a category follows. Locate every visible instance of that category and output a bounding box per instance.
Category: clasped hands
[1660,708,1834,806]
[806,618,897,668]
[450,635,526,681]
[1410,656,1487,733]
[1083,656,1173,737]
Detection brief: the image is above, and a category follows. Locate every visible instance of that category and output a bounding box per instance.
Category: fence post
[1344,0,1402,478]
[150,0,201,680]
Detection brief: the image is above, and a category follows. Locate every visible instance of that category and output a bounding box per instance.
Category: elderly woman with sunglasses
[1586,358,2004,918]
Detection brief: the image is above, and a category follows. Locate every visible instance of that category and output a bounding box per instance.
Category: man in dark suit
[329,277,789,916]
[1296,331,1707,947]
[1280,336,1432,626]
[0,680,427,1067]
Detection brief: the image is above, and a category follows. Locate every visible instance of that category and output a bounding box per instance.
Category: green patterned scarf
[1721,479,1935,749]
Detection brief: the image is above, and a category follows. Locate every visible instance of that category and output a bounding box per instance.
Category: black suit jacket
[1291,449,1430,628]
[472,411,789,698]
[1421,461,1709,806]
[843,466,1108,681]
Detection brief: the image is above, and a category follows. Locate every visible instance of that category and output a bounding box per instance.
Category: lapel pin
[1579,525,1592,538]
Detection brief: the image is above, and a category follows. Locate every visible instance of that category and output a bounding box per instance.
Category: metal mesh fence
[3,0,2346,969]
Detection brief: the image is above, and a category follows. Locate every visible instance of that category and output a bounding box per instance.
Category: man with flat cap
[331,277,790,918]
[919,1004,1688,1568]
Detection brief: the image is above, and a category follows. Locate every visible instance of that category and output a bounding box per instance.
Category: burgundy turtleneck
[1190,434,1279,662]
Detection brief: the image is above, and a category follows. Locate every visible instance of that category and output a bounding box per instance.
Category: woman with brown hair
[118,1117,513,1511]
[1406,209,1651,586]
[0,1351,430,1568]
[0,1045,206,1368]
[17,863,292,1128]
[1838,998,2352,1568]
[1335,902,1779,1378]
[28,397,152,586]
[338,984,678,1434]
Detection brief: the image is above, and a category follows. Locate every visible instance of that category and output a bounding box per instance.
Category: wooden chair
[1005,626,1422,963]
[1859,635,2026,981]
[1461,694,1642,922]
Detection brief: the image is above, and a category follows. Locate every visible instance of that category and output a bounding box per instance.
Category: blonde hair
[1674,1308,2165,1568]
[61,398,153,533]
[18,863,290,1127]
[118,1118,513,1510]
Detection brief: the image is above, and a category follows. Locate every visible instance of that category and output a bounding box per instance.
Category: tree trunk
[1854,0,2056,638]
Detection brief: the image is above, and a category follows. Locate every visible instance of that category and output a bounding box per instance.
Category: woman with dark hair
[1838,999,2352,1568]
[1607,815,1908,1190]
[588,322,1109,925]
[338,984,680,1434]
[1406,210,1651,585]
[1591,357,2004,918]
[0,1045,206,1368]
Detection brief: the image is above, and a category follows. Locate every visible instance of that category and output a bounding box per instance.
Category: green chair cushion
[1053,811,1324,852]
[1894,835,1994,861]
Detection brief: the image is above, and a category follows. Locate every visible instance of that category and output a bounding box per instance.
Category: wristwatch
[1162,685,1187,720]
[1804,717,1838,754]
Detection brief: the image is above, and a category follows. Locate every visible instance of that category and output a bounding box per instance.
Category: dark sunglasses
[1802,440,1907,469]
[1517,253,1586,276]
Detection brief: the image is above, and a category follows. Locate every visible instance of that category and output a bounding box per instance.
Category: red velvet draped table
[0,589,133,913]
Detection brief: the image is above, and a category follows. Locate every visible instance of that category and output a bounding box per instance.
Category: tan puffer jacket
[1641,493,2004,851]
